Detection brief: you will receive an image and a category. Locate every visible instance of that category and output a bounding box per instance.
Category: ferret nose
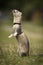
[12,9,17,13]
[14,10,17,12]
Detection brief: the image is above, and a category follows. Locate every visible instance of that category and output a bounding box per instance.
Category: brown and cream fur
[8,10,29,56]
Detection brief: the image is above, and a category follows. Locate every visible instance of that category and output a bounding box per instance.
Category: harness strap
[17,32,23,36]
[13,23,21,25]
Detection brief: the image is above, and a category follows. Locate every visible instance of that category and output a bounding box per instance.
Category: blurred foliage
[0,21,43,65]
[0,0,43,21]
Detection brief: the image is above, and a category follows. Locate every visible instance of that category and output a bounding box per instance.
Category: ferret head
[12,9,22,17]
[12,9,22,23]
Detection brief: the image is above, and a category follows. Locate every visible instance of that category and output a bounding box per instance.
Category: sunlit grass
[0,21,43,65]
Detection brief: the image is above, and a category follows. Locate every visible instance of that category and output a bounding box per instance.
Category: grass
[0,21,43,65]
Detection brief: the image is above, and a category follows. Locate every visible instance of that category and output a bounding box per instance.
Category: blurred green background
[0,0,43,65]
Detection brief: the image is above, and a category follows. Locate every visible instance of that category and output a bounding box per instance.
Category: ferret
[8,10,29,56]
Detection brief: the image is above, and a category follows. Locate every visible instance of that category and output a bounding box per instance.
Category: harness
[13,23,21,25]
[13,23,23,36]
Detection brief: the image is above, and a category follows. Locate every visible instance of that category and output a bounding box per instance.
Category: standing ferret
[8,10,29,56]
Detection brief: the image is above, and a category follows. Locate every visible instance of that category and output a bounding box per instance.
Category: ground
[0,21,43,65]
